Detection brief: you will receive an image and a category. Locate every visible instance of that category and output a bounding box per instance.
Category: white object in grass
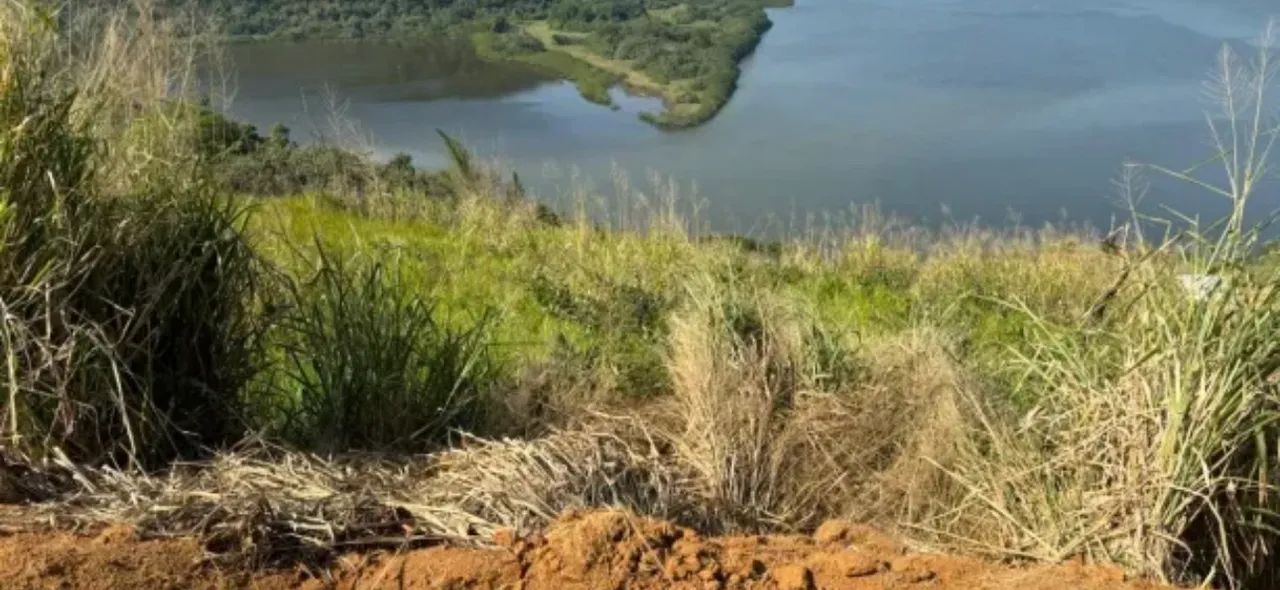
[1178,274,1223,301]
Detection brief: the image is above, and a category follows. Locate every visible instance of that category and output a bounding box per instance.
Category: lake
[224,0,1279,232]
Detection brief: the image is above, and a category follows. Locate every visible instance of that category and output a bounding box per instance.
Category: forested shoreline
[164,0,793,128]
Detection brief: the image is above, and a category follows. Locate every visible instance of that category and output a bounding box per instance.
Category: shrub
[263,246,500,452]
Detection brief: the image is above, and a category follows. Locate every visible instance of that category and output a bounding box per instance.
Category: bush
[196,113,454,197]
[263,246,501,452]
[489,30,546,55]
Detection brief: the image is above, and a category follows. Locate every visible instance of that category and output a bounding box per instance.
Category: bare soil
[0,510,1172,589]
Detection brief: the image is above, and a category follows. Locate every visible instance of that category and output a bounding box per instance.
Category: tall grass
[262,245,501,453]
[1,1,260,467]
[665,276,818,527]
[937,24,1280,588]
[665,275,872,529]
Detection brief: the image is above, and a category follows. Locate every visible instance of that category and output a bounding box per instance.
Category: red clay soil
[0,510,1173,590]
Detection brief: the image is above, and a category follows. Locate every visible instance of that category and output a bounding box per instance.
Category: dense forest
[167,0,793,127]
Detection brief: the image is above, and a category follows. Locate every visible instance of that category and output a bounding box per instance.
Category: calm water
[226,0,1280,231]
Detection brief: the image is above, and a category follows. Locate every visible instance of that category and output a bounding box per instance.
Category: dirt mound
[0,525,277,590]
[0,510,1171,589]
[312,511,1172,590]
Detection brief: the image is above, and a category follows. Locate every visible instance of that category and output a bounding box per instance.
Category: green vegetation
[146,0,786,127]
[8,2,1280,589]
[1,5,261,467]
[472,28,620,106]
[263,245,500,453]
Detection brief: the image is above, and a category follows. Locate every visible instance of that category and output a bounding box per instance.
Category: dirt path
[0,510,1171,589]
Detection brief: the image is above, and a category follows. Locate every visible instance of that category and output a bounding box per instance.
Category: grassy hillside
[7,2,1280,588]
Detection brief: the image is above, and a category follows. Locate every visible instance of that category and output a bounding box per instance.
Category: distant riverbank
[224,0,1279,233]
[181,0,789,129]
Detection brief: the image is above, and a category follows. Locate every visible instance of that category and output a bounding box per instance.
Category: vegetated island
[179,0,795,129]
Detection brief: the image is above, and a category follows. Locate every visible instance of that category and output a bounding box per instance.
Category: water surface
[226,0,1280,231]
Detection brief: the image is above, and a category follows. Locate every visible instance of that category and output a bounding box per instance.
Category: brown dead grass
[0,279,986,582]
[663,277,970,534]
[8,427,700,568]
[814,330,969,527]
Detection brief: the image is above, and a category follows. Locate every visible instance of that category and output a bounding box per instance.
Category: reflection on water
[225,0,1280,231]
[227,39,554,101]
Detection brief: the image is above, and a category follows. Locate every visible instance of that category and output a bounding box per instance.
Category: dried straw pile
[2,421,701,568]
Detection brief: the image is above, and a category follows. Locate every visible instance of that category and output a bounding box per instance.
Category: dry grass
[0,298,974,567]
[1,0,262,466]
[7,420,696,567]
[925,25,1280,589]
[827,330,969,527]
[913,233,1121,324]
[664,275,829,529]
[55,0,227,191]
[395,418,703,538]
[932,259,1280,586]
[661,277,969,533]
